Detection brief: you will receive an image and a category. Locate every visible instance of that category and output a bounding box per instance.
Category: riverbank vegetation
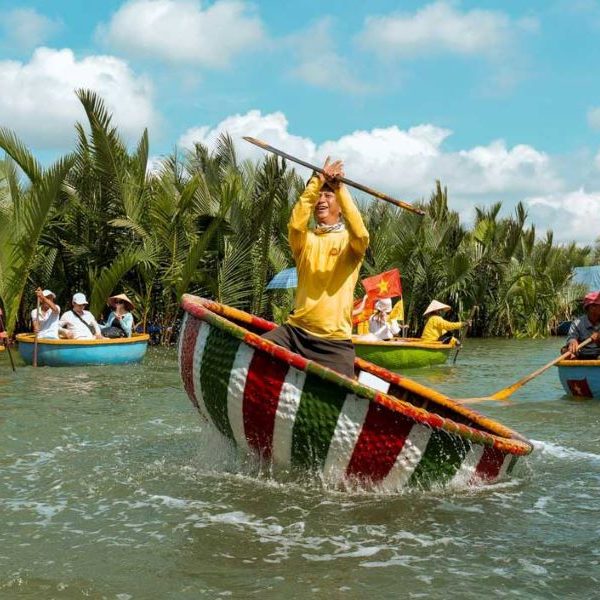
[0,90,592,341]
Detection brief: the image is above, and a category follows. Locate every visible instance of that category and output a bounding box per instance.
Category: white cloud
[0,48,157,149]
[178,109,316,161]
[97,0,264,68]
[178,109,561,206]
[527,189,600,243]
[587,106,600,130]
[288,19,370,94]
[1,8,62,50]
[180,109,600,242]
[358,2,531,59]
[357,2,537,95]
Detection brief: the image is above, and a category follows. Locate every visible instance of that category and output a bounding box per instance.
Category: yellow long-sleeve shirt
[421,315,464,342]
[287,177,369,340]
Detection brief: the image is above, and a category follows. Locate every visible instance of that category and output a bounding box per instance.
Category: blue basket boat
[556,359,600,398]
[16,333,150,367]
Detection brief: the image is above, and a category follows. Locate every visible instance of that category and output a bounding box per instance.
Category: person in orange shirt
[263,158,369,378]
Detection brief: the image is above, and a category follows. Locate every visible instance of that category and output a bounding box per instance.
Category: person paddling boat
[561,291,600,359]
[421,300,470,345]
[262,157,369,378]
[31,288,61,339]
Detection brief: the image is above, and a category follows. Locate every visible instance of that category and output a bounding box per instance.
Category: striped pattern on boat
[178,314,522,490]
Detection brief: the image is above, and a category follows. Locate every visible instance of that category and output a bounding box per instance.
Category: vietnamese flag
[362,268,402,299]
[352,295,376,326]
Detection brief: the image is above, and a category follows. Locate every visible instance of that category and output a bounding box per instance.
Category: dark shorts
[438,332,456,345]
[262,324,356,378]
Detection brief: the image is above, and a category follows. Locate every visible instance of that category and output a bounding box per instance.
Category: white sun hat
[423,300,451,316]
[72,292,88,305]
[42,289,56,298]
[374,298,393,313]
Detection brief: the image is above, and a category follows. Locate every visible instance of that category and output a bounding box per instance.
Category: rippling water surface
[1,338,599,599]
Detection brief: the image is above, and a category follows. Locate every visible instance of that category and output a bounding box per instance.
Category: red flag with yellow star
[352,295,376,327]
[361,269,402,299]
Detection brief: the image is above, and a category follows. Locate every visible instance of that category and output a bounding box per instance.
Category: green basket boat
[179,295,533,491]
[352,337,455,369]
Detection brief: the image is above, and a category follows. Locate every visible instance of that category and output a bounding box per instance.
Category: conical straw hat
[423,300,451,316]
[108,293,135,311]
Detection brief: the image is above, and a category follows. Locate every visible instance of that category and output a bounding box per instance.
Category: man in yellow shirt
[263,158,369,377]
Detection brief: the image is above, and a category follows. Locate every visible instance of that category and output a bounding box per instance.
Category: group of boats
[175,294,600,491]
[3,295,598,492]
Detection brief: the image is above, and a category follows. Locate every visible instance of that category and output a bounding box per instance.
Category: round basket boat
[556,358,600,398]
[352,337,454,369]
[16,333,150,367]
[179,294,533,491]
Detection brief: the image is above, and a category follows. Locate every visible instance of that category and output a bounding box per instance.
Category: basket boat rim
[181,294,533,457]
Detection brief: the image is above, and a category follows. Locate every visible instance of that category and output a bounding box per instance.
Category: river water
[1,338,598,599]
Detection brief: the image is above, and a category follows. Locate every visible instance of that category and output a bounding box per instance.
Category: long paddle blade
[243,136,426,217]
[459,336,595,404]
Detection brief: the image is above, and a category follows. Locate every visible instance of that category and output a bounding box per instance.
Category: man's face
[314,189,341,226]
[587,304,600,324]
[73,302,85,315]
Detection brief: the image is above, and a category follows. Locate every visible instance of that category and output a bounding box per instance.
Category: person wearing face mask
[262,157,369,378]
[368,298,401,341]
[101,293,135,338]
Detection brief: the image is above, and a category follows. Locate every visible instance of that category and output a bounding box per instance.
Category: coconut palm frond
[216,236,255,308]
[0,152,75,331]
[89,246,155,316]
[0,127,42,184]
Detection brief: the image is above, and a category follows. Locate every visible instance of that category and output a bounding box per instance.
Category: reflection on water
[1,340,599,598]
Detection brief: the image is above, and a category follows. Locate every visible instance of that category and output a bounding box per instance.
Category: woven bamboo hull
[353,337,453,369]
[556,359,600,398]
[179,295,533,491]
[16,333,149,366]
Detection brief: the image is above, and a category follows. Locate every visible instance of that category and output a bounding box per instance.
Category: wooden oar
[243,136,426,217]
[452,306,477,365]
[0,311,16,372]
[459,336,596,404]
[33,297,40,368]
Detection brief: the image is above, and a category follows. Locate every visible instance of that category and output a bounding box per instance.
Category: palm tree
[0,131,75,333]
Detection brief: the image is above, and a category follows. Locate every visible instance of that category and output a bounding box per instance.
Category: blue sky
[1,0,600,243]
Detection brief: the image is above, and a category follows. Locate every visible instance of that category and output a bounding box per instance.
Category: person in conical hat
[101,293,135,338]
[421,299,470,344]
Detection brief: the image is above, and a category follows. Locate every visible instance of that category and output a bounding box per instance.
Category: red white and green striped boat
[179,295,533,491]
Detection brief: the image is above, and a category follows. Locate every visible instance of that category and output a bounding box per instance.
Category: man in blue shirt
[563,291,600,359]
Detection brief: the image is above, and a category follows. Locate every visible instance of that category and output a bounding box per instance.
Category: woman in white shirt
[31,289,61,339]
[368,298,400,341]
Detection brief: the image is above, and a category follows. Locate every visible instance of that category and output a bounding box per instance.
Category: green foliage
[362,182,590,337]
[0,92,591,341]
